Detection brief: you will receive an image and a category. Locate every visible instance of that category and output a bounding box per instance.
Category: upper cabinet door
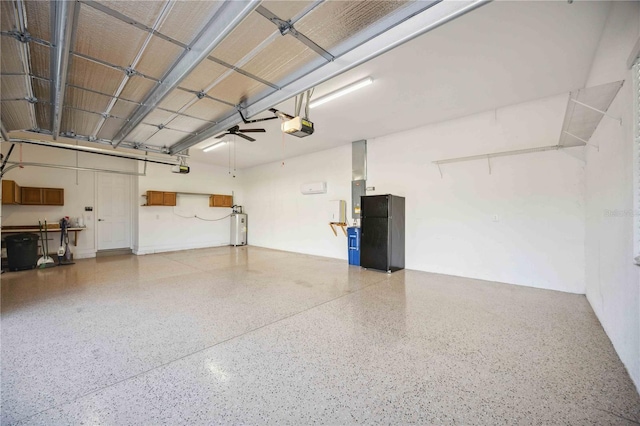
[147,191,164,206]
[2,180,21,204]
[43,188,64,206]
[209,194,233,207]
[163,192,177,206]
[21,187,43,205]
[8,185,63,205]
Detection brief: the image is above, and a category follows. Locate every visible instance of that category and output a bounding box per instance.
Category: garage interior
[1,0,640,423]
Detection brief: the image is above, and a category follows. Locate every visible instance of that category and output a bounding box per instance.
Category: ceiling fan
[214,108,296,142]
[215,124,265,142]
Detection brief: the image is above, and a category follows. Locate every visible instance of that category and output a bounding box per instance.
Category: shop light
[309,77,373,109]
[202,141,228,152]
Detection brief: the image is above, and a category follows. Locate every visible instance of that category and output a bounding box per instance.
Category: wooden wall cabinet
[209,194,233,208]
[21,187,42,205]
[147,191,163,206]
[20,187,64,206]
[146,191,177,206]
[2,180,21,204]
[163,192,177,206]
[43,188,64,205]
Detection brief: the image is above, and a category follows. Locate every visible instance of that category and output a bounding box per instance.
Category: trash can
[347,227,360,266]
[5,233,39,271]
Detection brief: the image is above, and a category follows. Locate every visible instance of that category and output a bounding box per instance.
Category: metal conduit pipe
[9,138,181,166]
[1,161,146,178]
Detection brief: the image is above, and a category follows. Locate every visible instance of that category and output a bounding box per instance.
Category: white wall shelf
[558,80,624,149]
[433,144,565,177]
[432,81,625,176]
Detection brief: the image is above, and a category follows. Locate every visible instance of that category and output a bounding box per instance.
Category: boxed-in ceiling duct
[352,140,367,220]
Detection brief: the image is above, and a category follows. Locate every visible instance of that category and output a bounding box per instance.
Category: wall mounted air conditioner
[300,182,327,195]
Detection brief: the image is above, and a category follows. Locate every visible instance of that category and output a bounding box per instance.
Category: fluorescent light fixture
[202,141,227,152]
[309,77,373,109]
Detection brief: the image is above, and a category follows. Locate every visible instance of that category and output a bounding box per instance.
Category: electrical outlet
[492,214,500,222]
[156,214,160,220]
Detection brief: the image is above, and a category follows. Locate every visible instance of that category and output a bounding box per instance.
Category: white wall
[1,143,135,258]
[367,94,585,293]
[135,159,242,255]
[0,145,239,258]
[242,93,586,293]
[241,144,352,259]
[583,2,640,391]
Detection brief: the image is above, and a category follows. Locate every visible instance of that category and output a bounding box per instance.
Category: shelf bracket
[487,156,492,175]
[437,163,443,179]
[563,131,599,151]
[570,98,622,125]
[329,222,348,237]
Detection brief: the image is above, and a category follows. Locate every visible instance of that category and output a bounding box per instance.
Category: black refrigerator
[360,194,405,272]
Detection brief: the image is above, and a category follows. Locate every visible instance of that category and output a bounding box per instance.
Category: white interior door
[97,173,131,250]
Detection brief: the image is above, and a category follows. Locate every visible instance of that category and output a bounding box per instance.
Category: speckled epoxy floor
[1,246,639,425]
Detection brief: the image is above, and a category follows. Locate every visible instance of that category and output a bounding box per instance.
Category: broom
[36,220,56,268]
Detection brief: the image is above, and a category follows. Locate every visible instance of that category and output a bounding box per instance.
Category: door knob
[98,219,104,221]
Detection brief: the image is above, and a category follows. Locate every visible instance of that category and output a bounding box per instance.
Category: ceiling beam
[9,139,181,166]
[255,5,334,61]
[112,0,261,148]
[0,121,9,141]
[1,161,146,179]
[11,0,38,129]
[50,0,77,140]
[169,0,491,155]
[24,128,187,156]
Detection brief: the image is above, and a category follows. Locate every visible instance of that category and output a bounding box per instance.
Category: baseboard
[247,243,346,261]
[96,248,133,257]
[134,240,230,255]
[73,249,96,259]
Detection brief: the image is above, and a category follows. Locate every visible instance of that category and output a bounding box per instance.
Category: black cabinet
[360,194,405,272]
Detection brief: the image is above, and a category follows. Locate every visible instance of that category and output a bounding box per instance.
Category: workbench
[1,227,85,246]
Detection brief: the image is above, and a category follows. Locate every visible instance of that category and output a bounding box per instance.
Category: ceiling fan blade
[215,133,229,139]
[238,128,266,133]
[236,133,256,142]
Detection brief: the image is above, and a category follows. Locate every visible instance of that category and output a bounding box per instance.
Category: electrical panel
[352,180,365,219]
